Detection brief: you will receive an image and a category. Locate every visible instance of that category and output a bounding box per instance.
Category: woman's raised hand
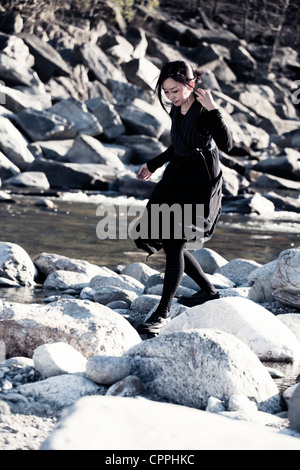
[136,163,153,181]
[195,88,217,111]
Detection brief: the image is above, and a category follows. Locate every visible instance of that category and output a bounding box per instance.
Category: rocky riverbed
[0,2,300,451]
[0,241,300,450]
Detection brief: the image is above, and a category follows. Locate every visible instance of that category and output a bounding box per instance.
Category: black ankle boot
[137,309,170,334]
[177,290,220,307]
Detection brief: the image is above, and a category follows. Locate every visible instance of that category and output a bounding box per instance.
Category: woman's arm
[137,145,174,180]
[195,88,233,153]
[146,145,174,173]
[205,109,233,153]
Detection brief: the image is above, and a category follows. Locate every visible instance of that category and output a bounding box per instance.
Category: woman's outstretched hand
[195,88,217,111]
[137,163,153,181]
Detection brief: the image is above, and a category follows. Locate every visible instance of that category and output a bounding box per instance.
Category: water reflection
[0,196,299,271]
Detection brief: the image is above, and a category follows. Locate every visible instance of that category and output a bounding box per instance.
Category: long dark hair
[155,60,203,112]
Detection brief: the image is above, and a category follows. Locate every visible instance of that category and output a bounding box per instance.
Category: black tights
[156,239,216,317]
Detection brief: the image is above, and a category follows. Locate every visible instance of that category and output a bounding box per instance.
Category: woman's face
[162,77,193,106]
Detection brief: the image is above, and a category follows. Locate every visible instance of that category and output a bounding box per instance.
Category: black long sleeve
[146,145,174,173]
[200,109,233,153]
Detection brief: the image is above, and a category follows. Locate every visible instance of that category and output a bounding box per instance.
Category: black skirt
[133,149,223,256]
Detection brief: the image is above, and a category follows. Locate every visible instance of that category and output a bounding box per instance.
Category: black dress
[133,99,233,256]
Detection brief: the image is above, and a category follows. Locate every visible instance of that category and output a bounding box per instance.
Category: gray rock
[0,191,16,203]
[29,139,74,161]
[237,84,278,121]
[17,374,101,410]
[221,163,241,196]
[33,252,107,278]
[147,282,194,298]
[190,247,228,274]
[288,383,300,432]
[216,258,262,286]
[79,287,96,301]
[49,98,103,138]
[125,27,148,59]
[222,193,275,216]
[86,355,131,385]
[206,396,226,413]
[239,121,270,149]
[160,297,300,362]
[147,35,186,67]
[115,134,167,164]
[0,11,23,34]
[121,58,160,91]
[0,52,41,88]
[229,44,257,76]
[253,155,300,182]
[106,300,129,310]
[277,314,300,343]
[0,298,141,358]
[218,286,251,299]
[129,294,160,325]
[0,242,35,286]
[126,329,282,413]
[106,375,143,397]
[121,262,158,285]
[90,273,144,295]
[0,340,5,362]
[79,41,126,86]
[15,107,73,141]
[19,32,70,82]
[0,34,35,68]
[3,171,50,190]
[251,173,300,191]
[93,286,138,306]
[85,96,125,140]
[27,158,116,190]
[144,273,164,292]
[0,116,35,171]
[43,270,90,291]
[0,82,49,114]
[118,98,169,139]
[64,134,125,169]
[271,248,300,308]
[179,271,234,291]
[0,151,20,181]
[263,191,300,213]
[248,260,277,303]
[41,395,300,450]
[100,33,134,64]
[184,25,239,47]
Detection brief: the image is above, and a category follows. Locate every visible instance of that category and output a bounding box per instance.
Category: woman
[135,60,233,334]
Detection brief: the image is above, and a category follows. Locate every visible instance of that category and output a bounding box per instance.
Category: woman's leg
[183,249,217,293]
[139,239,186,332]
[154,238,186,317]
[177,248,220,307]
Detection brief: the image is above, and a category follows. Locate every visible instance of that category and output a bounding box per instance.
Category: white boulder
[33,342,87,378]
[0,298,141,358]
[41,395,300,450]
[0,242,35,286]
[160,297,300,362]
[17,374,101,410]
[125,329,282,413]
